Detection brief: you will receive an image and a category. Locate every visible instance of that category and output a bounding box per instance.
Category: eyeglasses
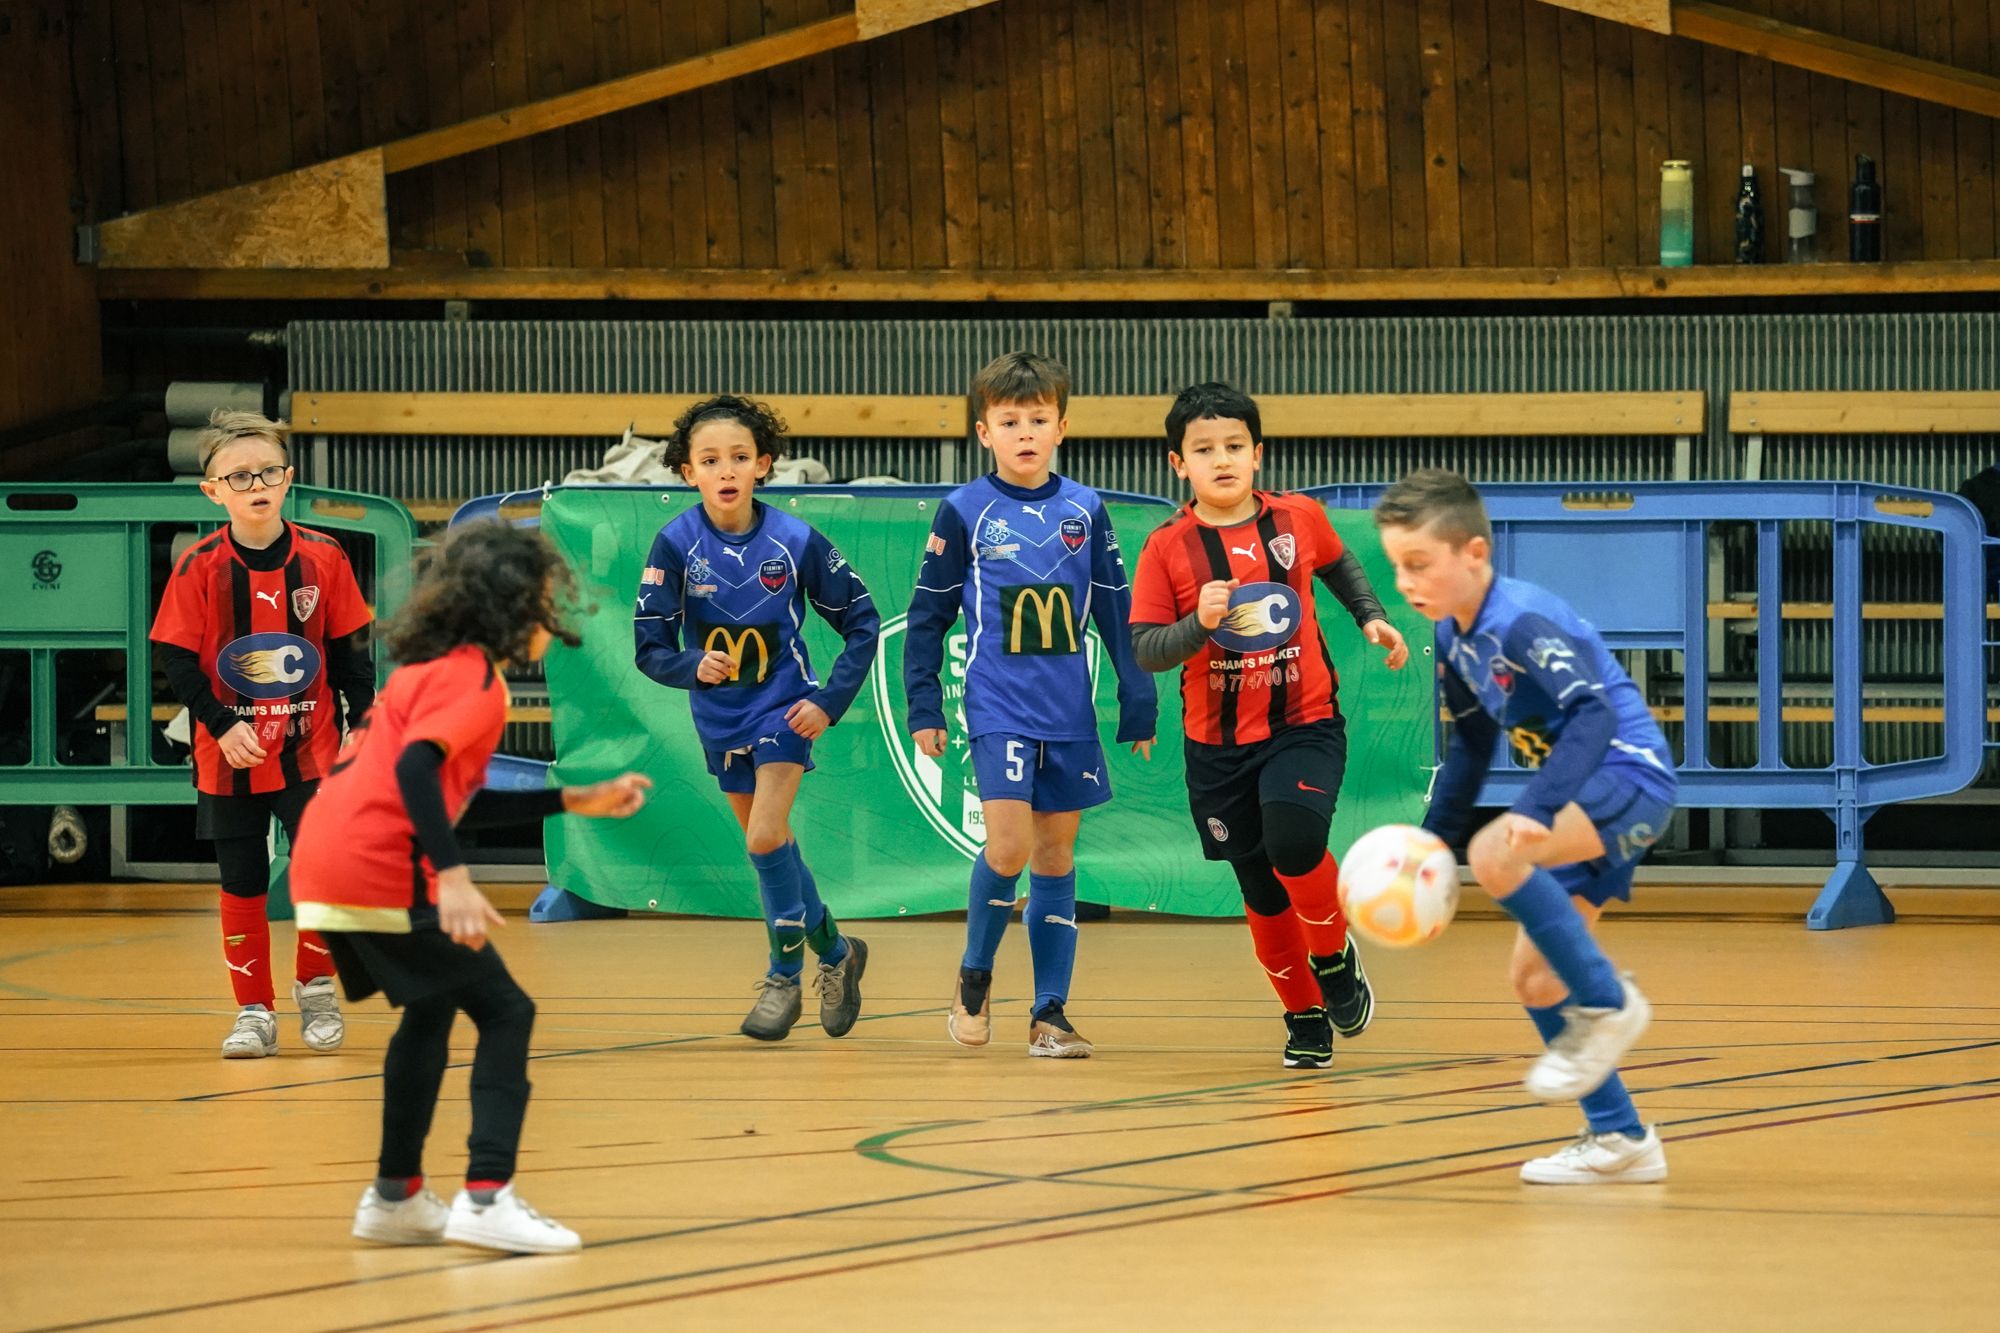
[210,465,290,492]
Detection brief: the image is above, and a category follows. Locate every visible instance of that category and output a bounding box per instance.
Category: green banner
[540,486,1432,918]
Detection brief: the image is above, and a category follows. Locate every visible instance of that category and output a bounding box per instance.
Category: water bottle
[1782,168,1817,263]
[1849,155,1883,261]
[1733,164,1763,263]
[1660,161,1694,266]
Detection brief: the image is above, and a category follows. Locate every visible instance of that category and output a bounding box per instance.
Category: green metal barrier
[539,486,1433,918]
[0,483,418,806]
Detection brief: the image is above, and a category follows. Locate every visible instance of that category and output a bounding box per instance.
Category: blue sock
[1496,868,1623,1009]
[963,853,1019,971]
[1025,871,1079,1014]
[1528,1003,1645,1138]
[749,847,807,979]
[789,841,846,966]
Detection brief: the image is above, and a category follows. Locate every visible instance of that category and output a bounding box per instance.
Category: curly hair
[381,521,582,666]
[662,395,788,477]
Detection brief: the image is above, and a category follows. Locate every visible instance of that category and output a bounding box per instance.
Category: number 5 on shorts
[1006,740,1027,783]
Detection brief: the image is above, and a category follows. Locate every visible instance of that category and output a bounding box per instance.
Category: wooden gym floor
[2,889,1998,1331]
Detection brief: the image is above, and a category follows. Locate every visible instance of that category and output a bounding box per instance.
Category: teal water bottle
[1660,160,1694,266]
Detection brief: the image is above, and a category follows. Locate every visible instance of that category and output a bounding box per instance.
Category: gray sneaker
[220,1005,278,1059]
[740,972,803,1041]
[293,976,345,1052]
[814,936,868,1038]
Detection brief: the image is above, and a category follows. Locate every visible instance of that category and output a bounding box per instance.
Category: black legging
[213,800,308,900]
[378,967,538,1182]
[1229,797,1334,914]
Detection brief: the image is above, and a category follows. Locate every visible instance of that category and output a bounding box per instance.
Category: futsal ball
[1337,824,1459,948]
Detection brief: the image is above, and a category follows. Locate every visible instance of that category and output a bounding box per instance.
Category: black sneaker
[814,936,868,1038]
[949,966,994,1046]
[1311,939,1374,1038]
[1282,1007,1334,1069]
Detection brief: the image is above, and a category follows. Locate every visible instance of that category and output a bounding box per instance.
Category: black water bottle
[1733,164,1763,263]
[1849,155,1883,261]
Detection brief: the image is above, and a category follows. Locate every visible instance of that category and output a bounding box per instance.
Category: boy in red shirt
[148,410,374,1059]
[1129,384,1409,1068]
[291,521,650,1253]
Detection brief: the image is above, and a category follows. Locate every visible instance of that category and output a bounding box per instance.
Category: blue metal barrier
[1308,481,1990,930]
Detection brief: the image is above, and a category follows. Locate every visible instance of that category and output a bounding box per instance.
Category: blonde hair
[197,409,290,476]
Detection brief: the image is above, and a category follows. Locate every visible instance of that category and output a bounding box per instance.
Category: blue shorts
[1548,760,1678,905]
[704,723,814,795]
[970,734,1112,813]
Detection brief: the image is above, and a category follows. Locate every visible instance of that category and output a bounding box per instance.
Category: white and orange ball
[1337,824,1459,948]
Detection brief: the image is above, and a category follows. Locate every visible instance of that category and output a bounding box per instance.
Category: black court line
[30,1038,1998,1331]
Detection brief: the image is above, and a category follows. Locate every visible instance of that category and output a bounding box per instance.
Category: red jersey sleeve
[1297,496,1346,572]
[402,653,507,758]
[1130,528,1189,625]
[148,546,213,652]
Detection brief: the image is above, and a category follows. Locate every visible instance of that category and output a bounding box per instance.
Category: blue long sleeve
[1503,615,1619,827]
[1087,509,1157,744]
[633,533,706,690]
[801,535,881,725]
[902,503,969,735]
[1422,664,1498,845]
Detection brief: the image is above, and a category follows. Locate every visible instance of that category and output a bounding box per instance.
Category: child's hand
[1500,813,1551,851]
[564,772,653,818]
[786,699,830,739]
[1363,619,1410,670]
[217,721,269,768]
[694,650,738,684]
[1196,579,1240,630]
[436,867,504,949]
[913,728,947,758]
[1130,738,1155,760]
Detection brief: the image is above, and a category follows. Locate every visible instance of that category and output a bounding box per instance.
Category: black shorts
[323,909,512,1008]
[195,782,318,841]
[1184,715,1348,862]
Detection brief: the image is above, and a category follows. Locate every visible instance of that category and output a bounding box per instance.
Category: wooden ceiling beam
[853,0,999,40]
[1671,3,2000,121]
[1534,2,1673,36]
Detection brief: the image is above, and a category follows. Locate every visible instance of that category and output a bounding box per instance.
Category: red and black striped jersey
[1130,492,1345,747]
[149,523,371,796]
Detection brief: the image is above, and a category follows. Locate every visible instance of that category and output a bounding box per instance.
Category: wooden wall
[2,3,99,432]
[66,0,2000,272]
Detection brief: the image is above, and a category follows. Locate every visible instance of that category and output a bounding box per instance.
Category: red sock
[1276,852,1349,956]
[296,929,336,984]
[218,892,275,1008]
[1244,906,1321,1013]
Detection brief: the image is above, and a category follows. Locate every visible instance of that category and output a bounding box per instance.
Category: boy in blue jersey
[904,351,1158,1057]
[1374,469,1673,1185]
[634,396,881,1043]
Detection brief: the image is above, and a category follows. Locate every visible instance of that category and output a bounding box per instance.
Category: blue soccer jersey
[634,501,880,752]
[1424,575,1674,839]
[903,473,1156,745]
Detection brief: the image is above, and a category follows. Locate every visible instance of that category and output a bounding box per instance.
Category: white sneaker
[293,976,345,1052]
[444,1184,581,1254]
[352,1184,450,1243]
[1521,1125,1668,1184]
[1524,974,1652,1101]
[220,1005,277,1058]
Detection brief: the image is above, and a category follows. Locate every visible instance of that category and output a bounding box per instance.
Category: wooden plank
[1837,0,1885,259]
[1768,0,1819,258]
[1071,0,1120,269]
[934,13,980,268]
[1914,0,1959,264]
[1673,1,2000,120]
[1798,3,1850,263]
[1595,18,1639,265]
[1952,0,1995,258]
[868,28,915,269]
[280,0,327,166]
[1662,29,1707,262]
[1004,0,1052,270]
[296,389,1707,439]
[1535,0,1673,33]
[1277,0,1324,267]
[1106,0,1152,266]
[1168,0,1216,266]
[1208,0,1258,268]
[1312,0,1359,268]
[562,0,608,268]
[1735,0,1779,264]
[593,0,642,268]
[1728,390,2000,434]
[899,23,948,269]
[1877,0,1926,263]
[853,0,999,39]
[1630,28,1672,266]
[1524,0,1570,266]
[107,0,158,212]
[243,0,293,183]
[1557,10,1603,266]
[1699,37,1742,264]
[1348,0,1395,268]
[98,259,2000,302]
[376,0,434,253]
[1381,0,1430,264]
[1486,0,1534,267]
[524,0,574,266]
[1139,0,1187,268]
[764,0,811,269]
[96,152,389,268]
[627,1,673,269]
[147,0,194,204]
[833,36,881,269]
[377,13,860,173]
[70,0,124,222]
[487,0,539,265]
[421,0,470,256]
[1417,0,1462,266]
[1449,0,1496,267]
[1039,0,1084,270]
[801,2,849,269]
[177,0,229,192]
[455,0,506,266]
[1708,600,2000,620]
[968,3,1015,268]
[694,2,741,268]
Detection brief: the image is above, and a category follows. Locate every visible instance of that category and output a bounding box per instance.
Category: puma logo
[1295,911,1340,927]
[1040,914,1077,929]
[758,735,780,747]
[720,547,747,565]
[301,941,330,956]
[774,917,806,929]
[1230,544,1257,560]
[1081,769,1100,785]
[254,590,282,609]
[1263,965,1294,980]
[225,959,256,977]
[1021,503,1047,521]
[985,898,1016,908]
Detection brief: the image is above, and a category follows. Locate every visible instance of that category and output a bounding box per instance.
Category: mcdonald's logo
[703,623,777,685]
[1002,583,1079,656]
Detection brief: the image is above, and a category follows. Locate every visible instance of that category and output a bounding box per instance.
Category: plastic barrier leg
[1808,802,1895,930]
[530,885,629,922]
